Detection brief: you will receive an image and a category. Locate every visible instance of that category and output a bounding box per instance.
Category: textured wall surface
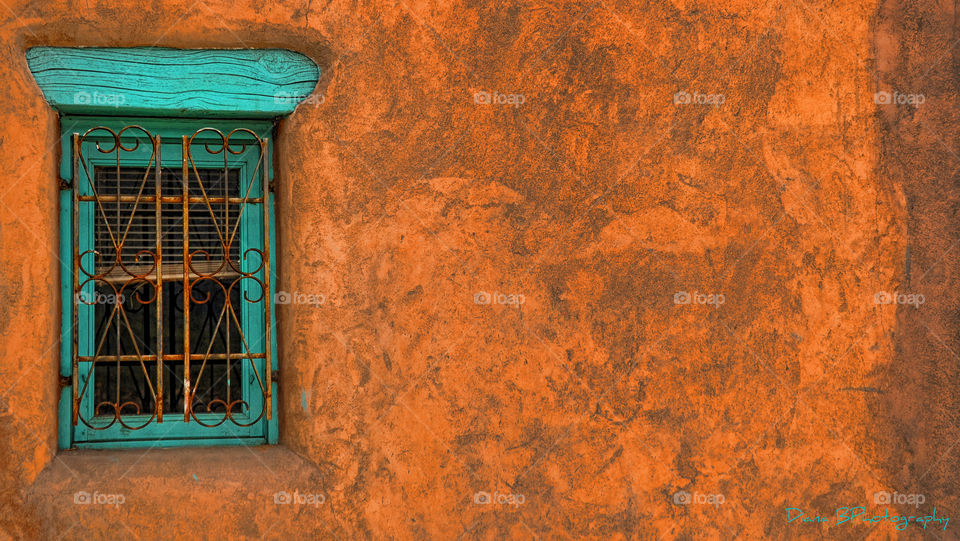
[0,0,956,539]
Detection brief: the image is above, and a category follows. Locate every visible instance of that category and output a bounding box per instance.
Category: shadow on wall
[874,0,960,524]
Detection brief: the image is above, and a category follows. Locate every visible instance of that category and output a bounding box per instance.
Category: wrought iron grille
[71,126,272,431]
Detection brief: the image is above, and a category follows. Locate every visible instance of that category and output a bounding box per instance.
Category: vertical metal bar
[114,149,120,410]
[224,145,231,408]
[182,136,191,422]
[72,134,80,426]
[154,136,163,422]
[262,138,272,420]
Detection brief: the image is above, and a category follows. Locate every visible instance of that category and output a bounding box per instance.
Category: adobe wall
[0,0,953,539]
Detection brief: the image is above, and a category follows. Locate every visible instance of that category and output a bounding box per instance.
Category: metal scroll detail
[72,126,272,430]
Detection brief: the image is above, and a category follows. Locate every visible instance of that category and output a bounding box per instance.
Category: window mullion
[71,133,80,427]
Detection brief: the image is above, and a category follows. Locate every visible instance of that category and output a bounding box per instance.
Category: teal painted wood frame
[58,117,279,449]
[28,48,320,118]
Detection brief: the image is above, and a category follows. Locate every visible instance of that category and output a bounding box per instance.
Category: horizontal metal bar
[94,269,242,284]
[78,353,266,362]
[78,195,263,204]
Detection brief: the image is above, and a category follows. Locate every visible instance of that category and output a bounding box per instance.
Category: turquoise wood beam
[27,47,321,118]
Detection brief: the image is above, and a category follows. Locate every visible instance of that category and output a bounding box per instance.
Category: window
[27,46,320,448]
[61,119,277,447]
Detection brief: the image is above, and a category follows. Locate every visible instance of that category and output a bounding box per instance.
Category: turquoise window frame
[58,116,279,449]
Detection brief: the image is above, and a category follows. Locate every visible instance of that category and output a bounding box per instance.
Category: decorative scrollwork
[72,125,272,433]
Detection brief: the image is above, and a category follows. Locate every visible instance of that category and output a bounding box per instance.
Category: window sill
[24,445,334,538]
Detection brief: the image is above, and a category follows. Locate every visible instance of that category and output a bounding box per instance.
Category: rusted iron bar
[262,137,273,421]
[78,353,266,362]
[78,195,263,204]
[154,135,164,422]
[182,135,192,422]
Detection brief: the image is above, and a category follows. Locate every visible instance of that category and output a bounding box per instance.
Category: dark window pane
[91,166,246,416]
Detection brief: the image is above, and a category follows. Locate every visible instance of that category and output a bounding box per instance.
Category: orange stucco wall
[0,0,958,539]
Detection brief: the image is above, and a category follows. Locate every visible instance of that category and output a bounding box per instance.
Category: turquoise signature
[786,507,949,531]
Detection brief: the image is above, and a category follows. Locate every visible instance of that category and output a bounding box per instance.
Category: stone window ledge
[23,445,335,538]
